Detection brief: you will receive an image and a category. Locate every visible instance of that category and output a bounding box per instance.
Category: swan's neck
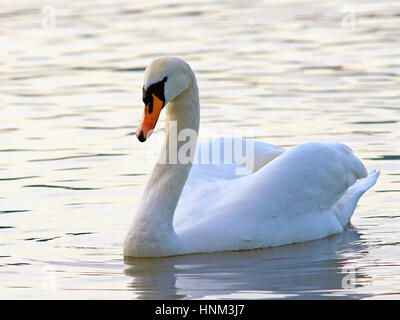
[126,85,199,256]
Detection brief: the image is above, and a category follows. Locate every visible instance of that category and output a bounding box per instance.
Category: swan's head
[136,57,195,142]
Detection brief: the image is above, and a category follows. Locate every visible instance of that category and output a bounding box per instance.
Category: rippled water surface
[1,0,399,299]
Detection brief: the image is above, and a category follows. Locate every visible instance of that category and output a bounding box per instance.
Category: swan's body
[123,57,379,257]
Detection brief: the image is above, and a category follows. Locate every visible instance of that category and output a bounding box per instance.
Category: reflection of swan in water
[124,227,371,299]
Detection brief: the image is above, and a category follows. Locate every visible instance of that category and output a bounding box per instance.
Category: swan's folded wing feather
[224,142,369,218]
[176,142,369,235]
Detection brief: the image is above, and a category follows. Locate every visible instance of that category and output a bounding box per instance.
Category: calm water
[1,0,399,299]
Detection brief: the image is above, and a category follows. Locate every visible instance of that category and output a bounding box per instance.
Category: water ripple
[23,185,99,191]
[0,0,399,299]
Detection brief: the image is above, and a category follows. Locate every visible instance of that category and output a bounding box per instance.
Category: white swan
[123,57,379,257]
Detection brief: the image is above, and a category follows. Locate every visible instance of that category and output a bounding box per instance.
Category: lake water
[1,0,399,299]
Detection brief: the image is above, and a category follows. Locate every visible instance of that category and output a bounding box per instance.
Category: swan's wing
[178,142,369,230]
[224,142,369,218]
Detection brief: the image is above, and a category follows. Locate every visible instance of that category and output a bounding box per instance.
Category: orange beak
[136,93,164,142]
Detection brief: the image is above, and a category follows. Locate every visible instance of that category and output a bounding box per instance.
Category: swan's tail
[351,169,380,195]
[333,170,380,227]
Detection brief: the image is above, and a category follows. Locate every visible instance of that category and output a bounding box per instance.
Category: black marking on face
[142,76,167,114]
